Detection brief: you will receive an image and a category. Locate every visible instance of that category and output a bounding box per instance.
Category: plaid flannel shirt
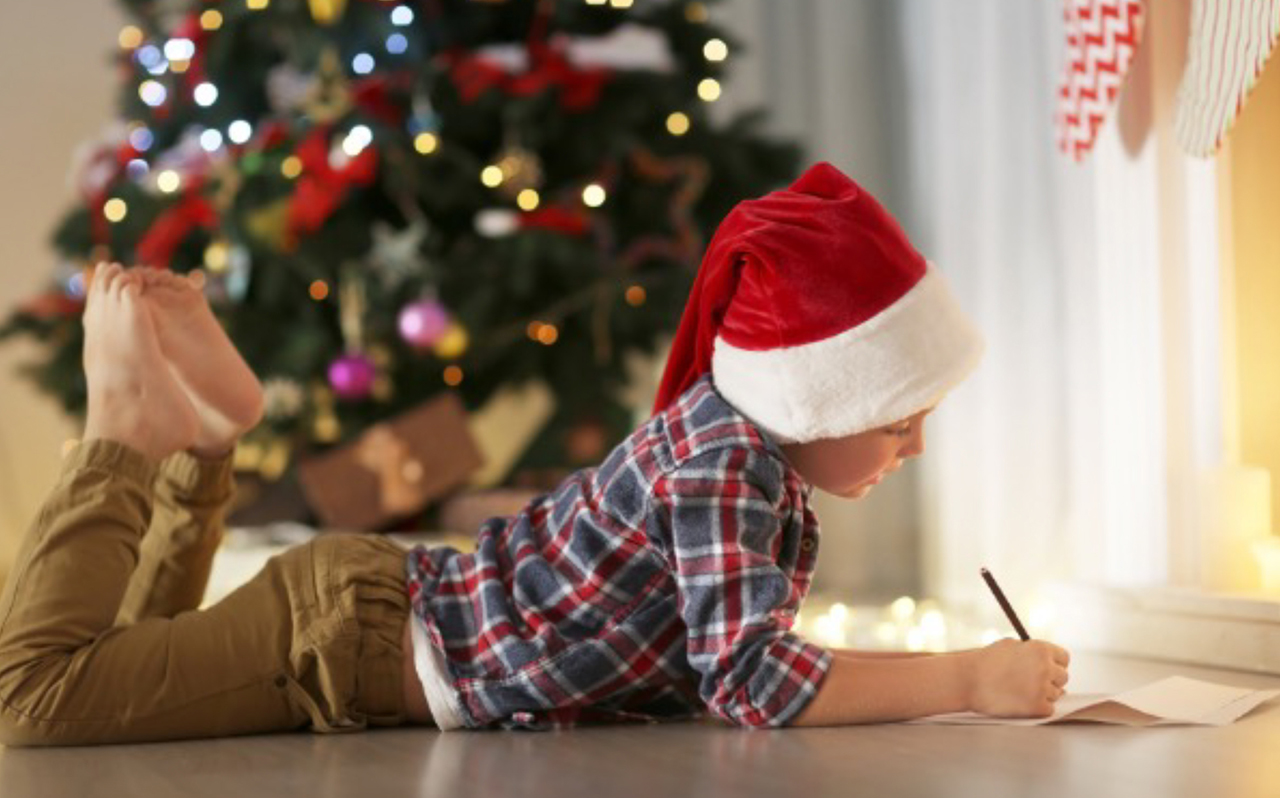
[404,374,832,729]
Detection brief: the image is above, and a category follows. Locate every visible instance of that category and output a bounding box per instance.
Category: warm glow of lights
[281,156,303,179]
[481,165,504,187]
[414,132,438,154]
[905,626,926,652]
[582,183,607,207]
[890,596,916,622]
[517,189,540,211]
[536,324,559,345]
[685,2,708,23]
[526,321,543,339]
[433,324,469,359]
[624,285,646,306]
[204,241,230,272]
[200,10,224,30]
[703,38,728,61]
[103,198,128,223]
[1027,599,1056,636]
[584,0,607,5]
[920,609,947,639]
[118,26,144,50]
[666,111,691,136]
[247,0,270,10]
[610,0,633,6]
[697,78,722,102]
[443,365,464,386]
[309,280,330,301]
[829,602,848,623]
[156,170,181,193]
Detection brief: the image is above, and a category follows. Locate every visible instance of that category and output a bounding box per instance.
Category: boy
[0,163,1067,745]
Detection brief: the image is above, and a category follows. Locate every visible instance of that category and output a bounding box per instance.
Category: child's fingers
[1049,644,1070,667]
[1051,664,1069,688]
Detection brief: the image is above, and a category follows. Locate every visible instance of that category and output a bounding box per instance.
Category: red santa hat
[652,162,983,443]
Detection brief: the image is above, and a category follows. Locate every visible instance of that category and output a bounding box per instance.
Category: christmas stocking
[1174,0,1280,157]
[1057,0,1147,161]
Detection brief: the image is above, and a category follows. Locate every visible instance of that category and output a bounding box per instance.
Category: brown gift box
[296,392,484,531]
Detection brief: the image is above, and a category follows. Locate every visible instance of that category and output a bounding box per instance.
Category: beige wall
[1229,59,1280,537]
[0,4,126,584]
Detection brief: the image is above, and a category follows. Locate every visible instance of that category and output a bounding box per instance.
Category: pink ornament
[398,299,451,348]
[328,353,377,400]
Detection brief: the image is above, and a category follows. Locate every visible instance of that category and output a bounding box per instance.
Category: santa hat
[652,162,983,444]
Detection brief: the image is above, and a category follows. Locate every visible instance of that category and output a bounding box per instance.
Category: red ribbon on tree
[519,206,591,236]
[288,126,379,234]
[446,42,611,110]
[134,183,218,269]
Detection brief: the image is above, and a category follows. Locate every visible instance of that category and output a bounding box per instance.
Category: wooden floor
[3,653,1278,798]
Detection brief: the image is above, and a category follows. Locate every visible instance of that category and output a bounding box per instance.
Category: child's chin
[844,484,874,500]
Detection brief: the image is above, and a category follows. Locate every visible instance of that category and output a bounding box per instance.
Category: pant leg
[0,440,410,746]
[115,449,235,625]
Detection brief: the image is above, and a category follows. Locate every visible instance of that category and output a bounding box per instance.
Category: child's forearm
[790,651,974,726]
[829,648,938,659]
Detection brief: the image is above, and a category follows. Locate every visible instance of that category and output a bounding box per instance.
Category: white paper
[911,676,1280,726]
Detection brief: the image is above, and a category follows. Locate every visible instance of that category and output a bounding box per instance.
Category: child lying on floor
[0,162,1068,745]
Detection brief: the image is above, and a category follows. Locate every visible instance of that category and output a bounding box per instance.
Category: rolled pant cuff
[159,449,236,504]
[63,438,160,490]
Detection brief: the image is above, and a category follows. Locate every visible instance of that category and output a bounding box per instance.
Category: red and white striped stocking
[1175,0,1280,156]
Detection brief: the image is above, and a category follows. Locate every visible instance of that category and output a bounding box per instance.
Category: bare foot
[135,268,265,458]
[81,263,199,462]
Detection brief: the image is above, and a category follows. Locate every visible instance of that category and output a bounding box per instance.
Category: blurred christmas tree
[0,0,797,495]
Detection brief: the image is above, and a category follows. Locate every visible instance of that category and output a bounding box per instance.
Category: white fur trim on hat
[711,264,984,444]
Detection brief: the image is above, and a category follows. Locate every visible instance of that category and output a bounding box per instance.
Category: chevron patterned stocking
[1057,0,1147,161]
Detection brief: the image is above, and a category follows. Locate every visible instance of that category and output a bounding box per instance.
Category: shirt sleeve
[659,446,832,727]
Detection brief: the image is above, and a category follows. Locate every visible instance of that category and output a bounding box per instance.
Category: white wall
[0,4,126,583]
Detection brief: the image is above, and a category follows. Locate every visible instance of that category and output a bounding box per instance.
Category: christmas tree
[0,0,797,501]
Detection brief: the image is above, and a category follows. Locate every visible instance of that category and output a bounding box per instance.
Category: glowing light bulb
[194,82,219,106]
[443,365,463,386]
[697,78,721,102]
[156,170,182,193]
[703,38,728,61]
[481,165,504,187]
[139,80,167,107]
[164,38,195,61]
[582,183,606,207]
[414,132,438,154]
[391,6,414,25]
[280,155,303,178]
[103,198,128,223]
[118,26,144,50]
[342,124,373,156]
[386,33,408,54]
[352,53,375,74]
[200,9,223,30]
[128,127,154,152]
[517,188,540,211]
[228,120,252,144]
[890,596,916,622]
[666,111,690,136]
[246,0,270,10]
[199,129,224,152]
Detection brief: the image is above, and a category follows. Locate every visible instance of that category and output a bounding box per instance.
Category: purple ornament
[328,353,377,400]
[397,299,451,348]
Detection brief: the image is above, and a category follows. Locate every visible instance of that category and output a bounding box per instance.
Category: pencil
[979,567,1030,641]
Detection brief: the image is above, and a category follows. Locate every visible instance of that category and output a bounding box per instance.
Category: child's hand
[964,639,1070,718]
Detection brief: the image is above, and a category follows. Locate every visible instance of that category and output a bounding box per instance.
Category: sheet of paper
[910,676,1280,727]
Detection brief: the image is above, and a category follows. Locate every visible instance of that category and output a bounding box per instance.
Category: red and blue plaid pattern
[405,374,831,729]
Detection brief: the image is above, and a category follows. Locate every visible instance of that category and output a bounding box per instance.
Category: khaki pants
[0,439,410,746]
